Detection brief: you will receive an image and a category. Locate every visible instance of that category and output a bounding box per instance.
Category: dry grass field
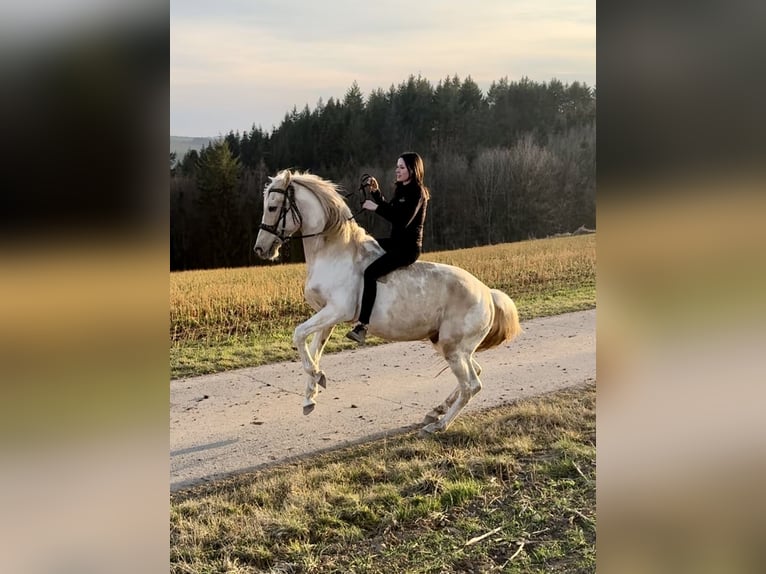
[170,235,595,378]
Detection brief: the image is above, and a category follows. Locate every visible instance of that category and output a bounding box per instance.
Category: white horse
[253,170,522,433]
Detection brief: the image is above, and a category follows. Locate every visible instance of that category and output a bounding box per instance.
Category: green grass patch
[171,384,596,573]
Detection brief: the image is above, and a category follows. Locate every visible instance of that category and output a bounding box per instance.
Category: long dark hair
[398,152,430,200]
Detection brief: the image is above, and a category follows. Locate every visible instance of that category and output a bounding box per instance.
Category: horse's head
[254,171,302,260]
[254,169,358,259]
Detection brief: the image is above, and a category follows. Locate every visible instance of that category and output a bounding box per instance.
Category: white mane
[268,170,370,246]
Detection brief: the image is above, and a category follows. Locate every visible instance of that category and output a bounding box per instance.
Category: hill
[170,135,214,159]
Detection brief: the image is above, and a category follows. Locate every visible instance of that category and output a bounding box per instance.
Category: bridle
[259,174,373,243]
[259,183,324,242]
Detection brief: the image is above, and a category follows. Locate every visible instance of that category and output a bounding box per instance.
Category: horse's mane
[269,170,369,246]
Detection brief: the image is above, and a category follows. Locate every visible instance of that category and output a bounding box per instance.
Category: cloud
[171,0,595,135]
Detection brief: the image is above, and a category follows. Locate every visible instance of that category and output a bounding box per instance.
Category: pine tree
[196,140,242,268]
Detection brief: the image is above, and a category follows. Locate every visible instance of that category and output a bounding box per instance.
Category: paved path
[171,309,595,492]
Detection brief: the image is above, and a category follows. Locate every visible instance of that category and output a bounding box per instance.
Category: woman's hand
[367,176,383,202]
[362,199,378,211]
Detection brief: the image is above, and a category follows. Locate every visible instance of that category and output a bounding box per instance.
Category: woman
[346,152,430,344]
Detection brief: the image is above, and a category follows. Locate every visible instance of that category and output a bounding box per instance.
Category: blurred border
[3,1,766,572]
[598,1,766,571]
[1,3,169,572]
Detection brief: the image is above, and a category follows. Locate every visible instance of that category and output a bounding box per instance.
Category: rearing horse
[254,170,521,433]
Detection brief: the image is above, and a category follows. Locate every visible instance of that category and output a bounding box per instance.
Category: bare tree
[473,148,512,244]
[509,134,560,239]
[429,152,470,249]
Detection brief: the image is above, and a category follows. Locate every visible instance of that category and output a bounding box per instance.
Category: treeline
[171,75,595,270]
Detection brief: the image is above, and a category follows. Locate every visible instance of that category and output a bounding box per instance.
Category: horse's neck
[294,186,382,271]
[302,231,382,272]
[302,237,331,267]
[301,235,357,266]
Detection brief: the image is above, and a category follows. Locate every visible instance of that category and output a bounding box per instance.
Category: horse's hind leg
[423,385,460,425]
[424,341,470,425]
[422,350,481,434]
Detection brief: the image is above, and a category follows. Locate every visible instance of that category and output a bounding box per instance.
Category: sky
[171,0,595,137]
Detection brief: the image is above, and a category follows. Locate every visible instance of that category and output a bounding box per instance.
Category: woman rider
[346,152,430,344]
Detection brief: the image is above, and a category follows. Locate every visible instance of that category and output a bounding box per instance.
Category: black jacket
[372,181,427,253]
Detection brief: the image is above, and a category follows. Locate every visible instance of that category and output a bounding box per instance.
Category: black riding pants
[359,241,418,325]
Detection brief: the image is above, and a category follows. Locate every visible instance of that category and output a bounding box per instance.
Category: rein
[339,173,373,221]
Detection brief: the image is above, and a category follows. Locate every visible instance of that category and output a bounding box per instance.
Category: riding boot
[345,323,368,344]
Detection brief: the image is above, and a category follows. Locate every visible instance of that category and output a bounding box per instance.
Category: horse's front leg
[307,324,335,392]
[311,325,335,371]
[293,307,343,415]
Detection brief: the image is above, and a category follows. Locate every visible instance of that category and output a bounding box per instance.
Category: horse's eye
[268,206,277,213]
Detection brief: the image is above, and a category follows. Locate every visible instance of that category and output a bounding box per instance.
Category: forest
[170,74,595,270]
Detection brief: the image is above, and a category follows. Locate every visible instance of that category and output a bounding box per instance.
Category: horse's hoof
[419,422,440,436]
[317,372,327,389]
[423,413,439,425]
[303,404,315,415]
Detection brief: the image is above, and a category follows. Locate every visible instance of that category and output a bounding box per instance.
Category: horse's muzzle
[254,236,281,260]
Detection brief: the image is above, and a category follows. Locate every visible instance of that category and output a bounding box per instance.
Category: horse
[253,170,522,434]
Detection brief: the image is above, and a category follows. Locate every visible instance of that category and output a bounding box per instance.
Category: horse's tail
[476,289,522,352]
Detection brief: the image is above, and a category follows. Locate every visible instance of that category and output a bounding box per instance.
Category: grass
[171,383,595,573]
[171,235,595,379]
